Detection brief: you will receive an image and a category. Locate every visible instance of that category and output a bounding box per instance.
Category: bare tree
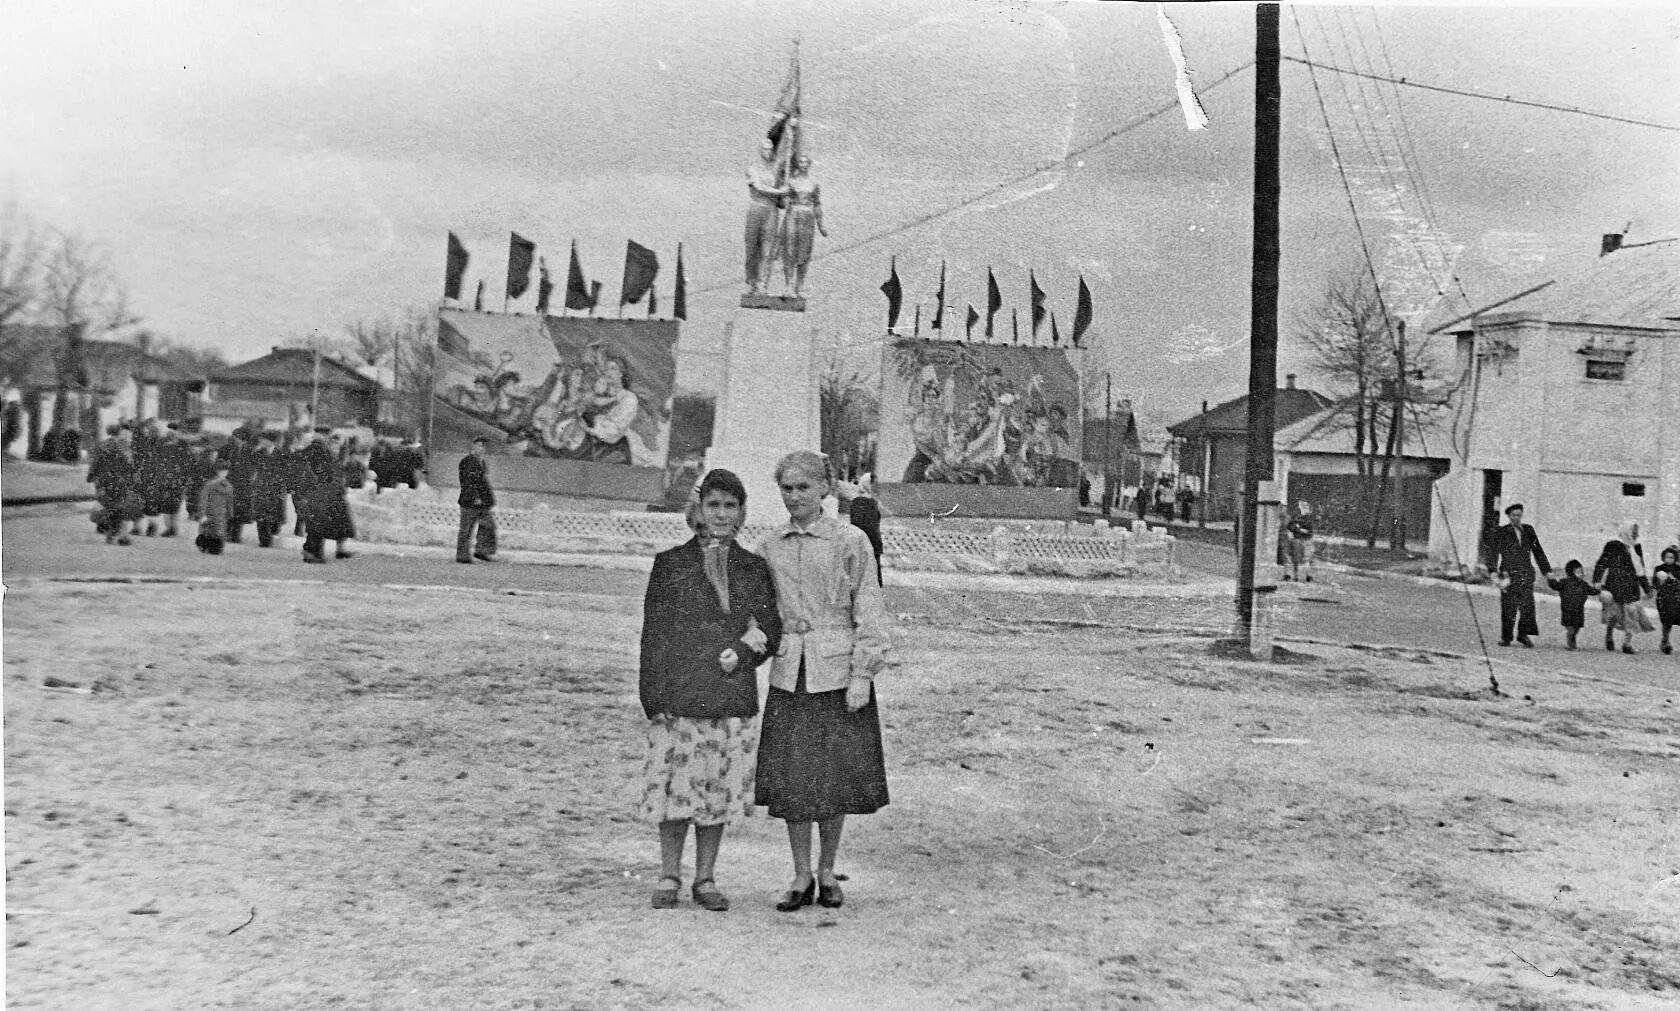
[387,307,437,438]
[345,316,396,387]
[0,202,49,329]
[1296,265,1449,546]
[42,232,139,333]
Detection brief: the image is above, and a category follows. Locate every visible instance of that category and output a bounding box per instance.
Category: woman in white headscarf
[1592,522,1654,654]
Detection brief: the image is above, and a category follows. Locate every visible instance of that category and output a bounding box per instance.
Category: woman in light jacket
[756,451,890,912]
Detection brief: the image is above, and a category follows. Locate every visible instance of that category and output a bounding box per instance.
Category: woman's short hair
[774,450,831,487]
[686,468,748,534]
[1663,545,1679,563]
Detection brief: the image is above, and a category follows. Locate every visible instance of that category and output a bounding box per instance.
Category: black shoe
[1517,635,1533,648]
[775,880,815,912]
[457,558,473,564]
[817,880,844,909]
[691,879,729,913]
[335,550,354,559]
[1663,643,1673,655]
[1622,645,1635,655]
[303,552,326,564]
[1606,636,1616,652]
[473,552,496,562]
[161,528,178,538]
[1498,639,1511,647]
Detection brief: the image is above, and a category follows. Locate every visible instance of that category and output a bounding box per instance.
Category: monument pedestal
[705,304,821,521]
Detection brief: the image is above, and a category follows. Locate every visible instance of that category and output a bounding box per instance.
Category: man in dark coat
[296,432,355,562]
[220,425,260,544]
[1484,502,1553,648]
[456,437,498,563]
[249,431,291,547]
[87,427,139,545]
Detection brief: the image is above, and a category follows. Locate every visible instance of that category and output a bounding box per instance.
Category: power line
[688,61,1257,299]
[1282,55,1680,133]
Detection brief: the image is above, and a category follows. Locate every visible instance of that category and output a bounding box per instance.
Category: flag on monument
[931,260,946,331]
[535,257,553,316]
[673,244,688,321]
[985,268,1001,338]
[506,232,535,301]
[880,257,903,333]
[1050,311,1061,346]
[1072,276,1093,348]
[620,240,660,307]
[965,304,978,340]
[474,278,485,312]
[565,242,594,311]
[444,232,470,301]
[1030,270,1047,338]
[766,44,802,162]
[436,315,470,358]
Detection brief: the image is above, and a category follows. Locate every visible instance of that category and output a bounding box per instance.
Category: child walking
[1653,545,1680,656]
[1547,560,1599,651]
[196,461,233,555]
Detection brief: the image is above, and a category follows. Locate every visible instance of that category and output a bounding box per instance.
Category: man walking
[1485,502,1553,648]
[457,437,498,563]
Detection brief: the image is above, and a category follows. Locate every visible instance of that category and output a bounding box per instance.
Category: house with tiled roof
[205,347,382,434]
[1166,375,1334,522]
[1427,235,1680,569]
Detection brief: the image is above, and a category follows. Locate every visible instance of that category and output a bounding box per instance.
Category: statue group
[744,124,827,299]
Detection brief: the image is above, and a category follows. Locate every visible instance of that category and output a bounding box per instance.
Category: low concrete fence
[353,486,1176,578]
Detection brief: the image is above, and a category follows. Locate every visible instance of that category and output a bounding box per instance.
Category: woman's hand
[741,616,768,653]
[719,648,739,674]
[845,678,871,712]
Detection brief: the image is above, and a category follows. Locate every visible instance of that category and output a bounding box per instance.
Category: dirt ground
[5,576,1678,1009]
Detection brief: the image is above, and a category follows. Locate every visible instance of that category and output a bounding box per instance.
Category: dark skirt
[756,665,889,822]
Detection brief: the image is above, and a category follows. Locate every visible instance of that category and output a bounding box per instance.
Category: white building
[1429,237,1680,571]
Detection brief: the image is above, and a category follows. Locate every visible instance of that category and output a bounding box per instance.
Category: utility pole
[310,345,322,430]
[1103,373,1113,517]
[1236,3,1282,640]
[1199,400,1211,529]
[1392,319,1407,551]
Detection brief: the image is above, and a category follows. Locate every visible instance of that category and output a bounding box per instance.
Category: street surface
[4,502,1673,694]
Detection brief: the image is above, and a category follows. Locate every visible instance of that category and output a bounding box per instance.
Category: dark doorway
[1479,469,1504,556]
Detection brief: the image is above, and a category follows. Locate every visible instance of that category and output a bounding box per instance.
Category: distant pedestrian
[1652,545,1680,655]
[249,431,290,547]
[456,437,498,564]
[1592,522,1652,654]
[1283,500,1316,583]
[638,468,781,912]
[1547,560,1600,651]
[88,427,141,545]
[1178,482,1196,523]
[297,432,355,563]
[842,474,884,587]
[1485,503,1552,648]
[196,461,233,555]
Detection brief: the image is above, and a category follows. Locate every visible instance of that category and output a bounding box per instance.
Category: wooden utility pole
[1392,319,1407,550]
[1103,373,1113,517]
[1236,3,1282,636]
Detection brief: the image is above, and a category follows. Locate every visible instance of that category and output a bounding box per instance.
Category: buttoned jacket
[758,516,889,693]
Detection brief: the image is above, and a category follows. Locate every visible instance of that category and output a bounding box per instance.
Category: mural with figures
[878,337,1082,488]
[433,308,677,470]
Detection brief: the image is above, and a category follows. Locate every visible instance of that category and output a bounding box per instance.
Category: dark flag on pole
[1012,308,1019,344]
[619,240,660,309]
[506,232,535,301]
[931,260,946,331]
[648,288,659,318]
[965,304,979,341]
[564,242,595,312]
[444,232,470,301]
[1050,311,1061,347]
[880,256,903,333]
[673,243,688,321]
[985,268,1001,339]
[589,281,603,315]
[1029,270,1047,340]
[535,257,553,316]
[1072,276,1093,348]
[913,303,921,337]
[473,278,485,312]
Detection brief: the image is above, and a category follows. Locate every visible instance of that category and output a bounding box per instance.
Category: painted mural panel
[433,308,677,470]
[879,337,1081,487]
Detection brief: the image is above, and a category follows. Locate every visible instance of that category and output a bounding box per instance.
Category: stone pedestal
[705,305,821,521]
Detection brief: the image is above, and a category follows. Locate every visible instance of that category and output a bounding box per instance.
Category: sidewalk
[1,458,93,505]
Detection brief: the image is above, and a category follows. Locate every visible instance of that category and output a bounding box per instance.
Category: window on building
[1584,358,1626,381]
[1622,482,1646,498]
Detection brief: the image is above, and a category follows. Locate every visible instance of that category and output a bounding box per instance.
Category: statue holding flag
[744,138,788,295]
[744,42,812,298]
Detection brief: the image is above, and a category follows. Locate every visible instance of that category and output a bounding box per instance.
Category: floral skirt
[1601,599,1655,633]
[639,715,758,827]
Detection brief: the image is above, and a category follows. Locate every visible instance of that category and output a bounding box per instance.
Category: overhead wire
[1288,6,1502,695]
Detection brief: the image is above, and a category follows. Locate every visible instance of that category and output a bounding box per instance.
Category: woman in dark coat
[638,468,781,912]
[1592,522,1652,654]
[248,432,290,547]
[296,433,355,562]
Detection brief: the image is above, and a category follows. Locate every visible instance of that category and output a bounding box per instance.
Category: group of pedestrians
[84,420,395,564]
[1485,503,1679,655]
[637,452,890,913]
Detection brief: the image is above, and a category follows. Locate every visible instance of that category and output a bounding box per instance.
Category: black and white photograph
[3,1,1678,1006]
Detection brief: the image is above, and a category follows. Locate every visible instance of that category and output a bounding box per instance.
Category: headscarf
[1616,522,1646,576]
[686,469,748,611]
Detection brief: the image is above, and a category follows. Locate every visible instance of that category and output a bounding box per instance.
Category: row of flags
[880,261,1095,348]
[444,232,688,320]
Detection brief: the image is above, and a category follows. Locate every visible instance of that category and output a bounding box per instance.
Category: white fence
[352,487,1175,577]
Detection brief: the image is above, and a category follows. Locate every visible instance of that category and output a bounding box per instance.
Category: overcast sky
[4,1,1676,425]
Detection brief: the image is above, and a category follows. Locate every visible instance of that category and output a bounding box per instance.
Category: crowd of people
[83,420,428,564]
